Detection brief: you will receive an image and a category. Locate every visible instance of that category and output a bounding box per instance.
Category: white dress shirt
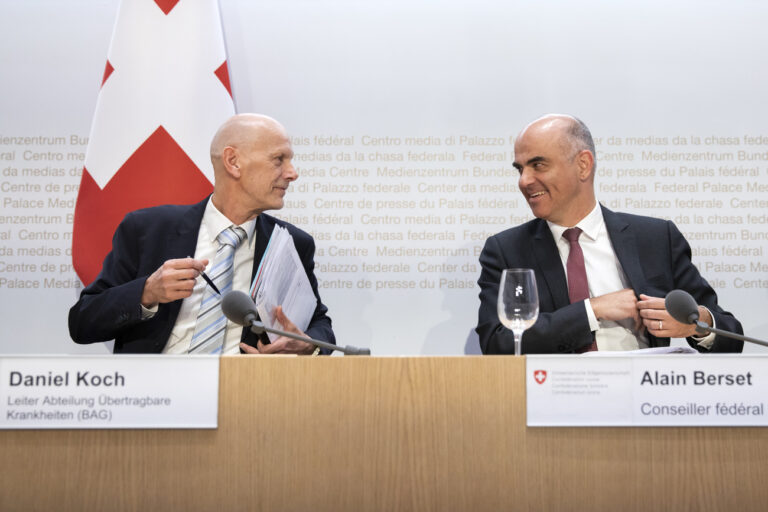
[547,202,714,351]
[163,199,257,355]
[547,202,648,351]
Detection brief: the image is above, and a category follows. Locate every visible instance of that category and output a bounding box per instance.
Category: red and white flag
[73,0,235,285]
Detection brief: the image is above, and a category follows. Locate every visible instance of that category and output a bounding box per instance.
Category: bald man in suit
[476,114,742,354]
[69,114,335,354]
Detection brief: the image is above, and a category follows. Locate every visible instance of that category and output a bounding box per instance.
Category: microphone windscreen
[221,290,257,326]
[665,289,699,324]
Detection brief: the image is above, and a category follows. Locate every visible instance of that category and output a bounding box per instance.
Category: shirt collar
[203,197,258,248]
[547,201,604,243]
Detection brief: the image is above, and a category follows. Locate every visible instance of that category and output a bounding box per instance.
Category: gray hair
[564,116,596,172]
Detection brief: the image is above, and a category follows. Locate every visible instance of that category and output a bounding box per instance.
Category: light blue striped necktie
[189,225,247,354]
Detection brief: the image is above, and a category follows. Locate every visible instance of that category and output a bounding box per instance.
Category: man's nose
[518,167,533,190]
[285,161,298,181]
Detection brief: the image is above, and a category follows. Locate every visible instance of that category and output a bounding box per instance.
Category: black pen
[188,256,220,295]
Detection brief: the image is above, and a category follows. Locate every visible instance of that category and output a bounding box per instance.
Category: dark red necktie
[563,227,597,351]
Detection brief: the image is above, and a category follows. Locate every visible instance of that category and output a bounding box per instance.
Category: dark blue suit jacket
[69,198,335,353]
[476,206,743,354]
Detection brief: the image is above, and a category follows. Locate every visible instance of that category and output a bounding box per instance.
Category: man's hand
[239,306,315,355]
[637,293,712,338]
[590,288,642,332]
[140,257,209,308]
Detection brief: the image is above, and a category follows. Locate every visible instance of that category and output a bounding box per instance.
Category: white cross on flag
[72,0,235,285]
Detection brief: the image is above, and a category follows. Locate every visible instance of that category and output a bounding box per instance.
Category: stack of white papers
[249,226,317,341]
[582,345,698,356]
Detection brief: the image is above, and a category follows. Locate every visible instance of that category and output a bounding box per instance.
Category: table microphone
[664,289,768,348]
[664,289,701,325]
[221,290,371,355]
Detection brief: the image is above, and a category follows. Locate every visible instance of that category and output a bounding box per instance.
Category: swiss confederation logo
[533,370,547,385]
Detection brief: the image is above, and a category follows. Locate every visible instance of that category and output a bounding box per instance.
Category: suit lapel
[169,199,208,258]
[164,198,209,323]
[532,220,570,309]
[252,213,277,283]
[240,213,278,346]
[602,205,647,294]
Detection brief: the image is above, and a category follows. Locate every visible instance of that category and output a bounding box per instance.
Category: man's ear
[576,149,594,181]
[221,146,240,178]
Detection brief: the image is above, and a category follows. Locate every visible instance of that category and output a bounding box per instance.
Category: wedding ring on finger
[658,321,662,330]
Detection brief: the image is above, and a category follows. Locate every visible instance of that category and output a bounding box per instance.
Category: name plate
[526,354,768,426]
[0,355,219,429]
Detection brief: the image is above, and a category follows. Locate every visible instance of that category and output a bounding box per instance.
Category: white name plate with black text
[526,354,768,427]
[0,355,219,429]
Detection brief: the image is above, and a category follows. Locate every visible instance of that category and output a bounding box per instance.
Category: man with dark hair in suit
[476,114,742,354]
[69,114,335,354]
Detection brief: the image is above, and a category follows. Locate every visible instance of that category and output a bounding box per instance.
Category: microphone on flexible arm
[664,289,768,348]
[221,290,371,355]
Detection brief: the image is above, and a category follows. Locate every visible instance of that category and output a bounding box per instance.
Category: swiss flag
[72,0,235,285]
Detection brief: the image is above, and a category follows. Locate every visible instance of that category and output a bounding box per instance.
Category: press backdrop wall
[1,0,767,354]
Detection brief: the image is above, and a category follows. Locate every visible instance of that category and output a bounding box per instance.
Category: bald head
[517,114,596,174]
[513,114,597,226]
[209,113,297,224]
[210,113,287,169]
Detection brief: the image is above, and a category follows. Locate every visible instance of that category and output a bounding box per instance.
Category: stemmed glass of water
[497,269,539,356]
